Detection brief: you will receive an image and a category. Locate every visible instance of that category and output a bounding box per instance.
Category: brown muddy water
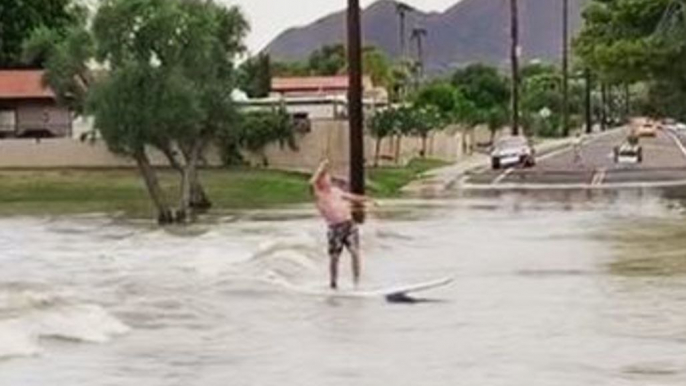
[1,188,686,386]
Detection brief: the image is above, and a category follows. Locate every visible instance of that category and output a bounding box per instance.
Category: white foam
[0,303,130,360]
[0,289,56,314]
[0,321,41,360]
[28,304,131,343]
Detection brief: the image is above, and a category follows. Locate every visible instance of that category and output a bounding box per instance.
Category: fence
[0,119,477,173]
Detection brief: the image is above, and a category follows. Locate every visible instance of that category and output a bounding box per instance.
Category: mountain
[263,0,589,74]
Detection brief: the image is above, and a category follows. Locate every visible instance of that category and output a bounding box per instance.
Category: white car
[614,142,643,164]
[491,136,536,170]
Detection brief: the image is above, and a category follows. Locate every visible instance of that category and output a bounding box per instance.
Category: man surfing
[310,159,373,289]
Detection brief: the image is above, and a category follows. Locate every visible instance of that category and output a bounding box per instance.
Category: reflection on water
[604,218,686,277]
[1,188,686,385]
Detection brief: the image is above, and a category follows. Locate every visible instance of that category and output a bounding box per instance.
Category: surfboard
[276,276,454,301]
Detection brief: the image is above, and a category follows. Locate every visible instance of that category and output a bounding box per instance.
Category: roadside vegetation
[0,159,447,217]
[0,169,310,217]
[22,0,297,224]
[575,0,686,122]
[368,158,450,197]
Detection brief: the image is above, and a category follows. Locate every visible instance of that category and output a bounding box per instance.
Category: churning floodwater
[2,189,686,386]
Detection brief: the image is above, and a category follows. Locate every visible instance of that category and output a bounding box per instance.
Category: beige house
[0,70,72,138]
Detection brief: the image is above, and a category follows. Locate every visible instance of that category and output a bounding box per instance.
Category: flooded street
[2,190,686,386]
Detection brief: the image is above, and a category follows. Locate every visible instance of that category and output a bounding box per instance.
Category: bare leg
[329,253,340,289]
[350,249,361,287]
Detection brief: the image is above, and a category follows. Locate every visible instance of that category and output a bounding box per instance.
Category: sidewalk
[401,130,620,195]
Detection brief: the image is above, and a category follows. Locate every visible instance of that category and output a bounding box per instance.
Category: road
[465,128,686,188]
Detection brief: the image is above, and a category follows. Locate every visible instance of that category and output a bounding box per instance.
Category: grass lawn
[0,168,311,217]
[367,158,450,197]
[0,159,450,217]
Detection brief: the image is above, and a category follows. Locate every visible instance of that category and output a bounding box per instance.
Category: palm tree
[395,2,414,59]
[411,27,428,83]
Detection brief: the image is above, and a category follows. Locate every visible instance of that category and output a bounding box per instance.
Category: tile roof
[272,75,372,92]
[0,70,56,99]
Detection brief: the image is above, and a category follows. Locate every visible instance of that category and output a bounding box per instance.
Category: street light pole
[562,0,570,137]
[585,68,593,134]
[347,0,365,221]
[510,0,520,136]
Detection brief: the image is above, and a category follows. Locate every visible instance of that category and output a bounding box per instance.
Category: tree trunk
[173,141,212,212]
[420,134,428,158]
[395,135,402,164]
[178,141,204,223]
[134,149,174,224]
[374,137,382,167]
[160,142,183,172]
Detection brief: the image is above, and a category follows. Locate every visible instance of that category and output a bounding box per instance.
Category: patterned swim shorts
[327,220,359,257]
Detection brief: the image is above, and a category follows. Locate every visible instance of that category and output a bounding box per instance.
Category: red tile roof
[0,70,56,100]
[272,75,372,93]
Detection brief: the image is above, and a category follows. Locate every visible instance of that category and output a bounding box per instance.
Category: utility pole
[510,0,520,136]
[600,82,608,131]
[584,69,593,134]
[624,83,631,122]
[411,27,427,86]
[347,0,365,222]
[562,0,570,137]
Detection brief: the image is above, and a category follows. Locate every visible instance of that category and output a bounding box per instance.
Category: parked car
[661,118,677,131]
[614,137,643,164]
[491,136,536,170]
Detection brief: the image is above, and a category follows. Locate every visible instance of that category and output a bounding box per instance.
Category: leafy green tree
[414,82,459,119]
[484,106,509,142]
[88,64,202,223]
[450,64,511,144]
[368,108,396,166]
[23,23,93,115]
[392,105,418,163]
[308,44,347,76]
[411,105,443,157]
[362,46,393,89]
[575,0,686,120]
[0,0,83,67]
[30,0,249,223]
[271,60,310,77]
[237,108,297,167]
[238,53,272,98]
[91,0,249,221]
[451,64,510,113]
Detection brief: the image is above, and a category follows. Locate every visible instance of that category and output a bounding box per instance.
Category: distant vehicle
[673,122,686,132]
[614,137,643,164]
[491,136,536,170]
[633,122,658,137]
[661,118,677,131]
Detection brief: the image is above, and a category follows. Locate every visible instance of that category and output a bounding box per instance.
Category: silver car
[491,136,536,170]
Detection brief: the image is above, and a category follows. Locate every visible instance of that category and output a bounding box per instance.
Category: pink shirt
[314,184,352,226]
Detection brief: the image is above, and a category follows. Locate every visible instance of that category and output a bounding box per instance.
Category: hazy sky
[223,0,461,53]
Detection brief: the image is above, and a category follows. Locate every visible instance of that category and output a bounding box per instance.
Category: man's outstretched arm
[310,159,329,186]
[341,192,379,207]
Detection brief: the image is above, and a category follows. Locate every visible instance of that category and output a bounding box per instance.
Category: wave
[241,236,323,283]
[29,304,131,343]
[0,303,130,360]
[0,321,41,360]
